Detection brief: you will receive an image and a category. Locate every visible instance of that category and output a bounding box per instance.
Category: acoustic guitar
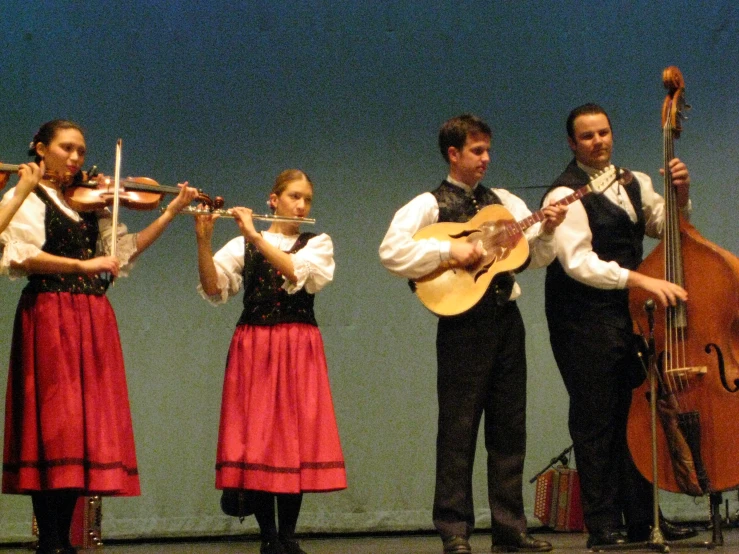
[413,166,631,316]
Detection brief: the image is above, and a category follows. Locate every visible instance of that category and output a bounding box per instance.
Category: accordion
[33,495,103,549]
[534,466,584,532]
[70,496,103,548]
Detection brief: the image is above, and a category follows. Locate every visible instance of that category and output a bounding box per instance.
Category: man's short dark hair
[439,114,491,163]
[566,104,612,140]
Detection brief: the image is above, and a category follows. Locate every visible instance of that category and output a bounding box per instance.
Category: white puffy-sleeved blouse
[199,231,335,305]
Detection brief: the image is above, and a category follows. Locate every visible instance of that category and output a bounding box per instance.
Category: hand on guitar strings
[450,239,486,268]
[540,204,568,235]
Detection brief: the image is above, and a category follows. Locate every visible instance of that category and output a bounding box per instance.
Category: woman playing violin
[195,169,346,554]
[0,119,199,554]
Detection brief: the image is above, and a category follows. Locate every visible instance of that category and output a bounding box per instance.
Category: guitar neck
[514,183,593,233]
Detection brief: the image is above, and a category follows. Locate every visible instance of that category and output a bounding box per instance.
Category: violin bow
[108,138,123,284]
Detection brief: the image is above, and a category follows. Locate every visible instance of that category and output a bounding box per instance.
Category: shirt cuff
[283,255,309,294]
[617,268,630,289]
[440,241,451,262]
[537,229,554,242]
[0,241,43,279]
[196,270,231,305]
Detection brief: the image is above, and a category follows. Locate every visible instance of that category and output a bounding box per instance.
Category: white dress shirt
[542,162,691,290]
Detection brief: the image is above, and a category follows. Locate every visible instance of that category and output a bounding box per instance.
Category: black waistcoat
[543,161,646,329]
[23,187,108,296]
[432,180,501,223]
[430,180,515,315]
[237,232,318,327]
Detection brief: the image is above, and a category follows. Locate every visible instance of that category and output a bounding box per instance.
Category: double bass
[626,67,739,536]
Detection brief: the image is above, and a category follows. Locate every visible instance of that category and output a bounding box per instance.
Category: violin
[0,161,75,190]
[62,167,222,211]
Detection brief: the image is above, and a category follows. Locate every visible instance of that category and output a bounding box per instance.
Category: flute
[168,205,316,224]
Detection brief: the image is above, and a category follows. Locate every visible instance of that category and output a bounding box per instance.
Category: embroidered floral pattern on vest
[237,232,318,326]
[24,187,108,295]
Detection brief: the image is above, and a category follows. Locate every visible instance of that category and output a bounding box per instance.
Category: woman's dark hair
[28,119,85,163]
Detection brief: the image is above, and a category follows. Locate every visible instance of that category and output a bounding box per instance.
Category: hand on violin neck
[16,161,44,196]
[162,182,199,217]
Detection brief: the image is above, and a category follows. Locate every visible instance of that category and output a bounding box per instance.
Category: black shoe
[628,519,699,542]
[627,522,652,542]
[260,539,286,554]
[587,529,627,549]
[442,535,472,553]
[280,538,308,554]
[492,532,552,552]
[660,517,698,541]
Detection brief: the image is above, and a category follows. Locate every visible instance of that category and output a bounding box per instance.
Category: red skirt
[215,323,346,494]
[2,292,140,496]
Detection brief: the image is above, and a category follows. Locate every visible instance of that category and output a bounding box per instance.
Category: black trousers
[548,319,652,533]
[432,300,527,540]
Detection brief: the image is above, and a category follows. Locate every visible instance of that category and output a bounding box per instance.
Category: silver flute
[169,205,316,224]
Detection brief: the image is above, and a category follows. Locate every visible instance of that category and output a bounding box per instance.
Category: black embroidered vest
[543,161,646,329]
[237,232,318,326]
[430,180,515,312]
[23,187,108,296]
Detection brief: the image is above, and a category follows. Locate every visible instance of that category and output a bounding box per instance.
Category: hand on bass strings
[660,157,690,207]
[627,271,688,307]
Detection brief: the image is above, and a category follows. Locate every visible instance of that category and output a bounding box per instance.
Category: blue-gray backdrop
[1,0,737,542]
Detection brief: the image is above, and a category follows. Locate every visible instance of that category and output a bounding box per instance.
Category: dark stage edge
[1,528,737,553]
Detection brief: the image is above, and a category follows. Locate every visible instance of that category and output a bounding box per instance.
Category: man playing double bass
[541,103,698,549]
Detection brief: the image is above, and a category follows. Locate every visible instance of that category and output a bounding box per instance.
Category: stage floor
[1,529,737,553]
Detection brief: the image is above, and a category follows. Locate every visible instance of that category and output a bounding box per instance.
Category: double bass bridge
[664,365,708,378]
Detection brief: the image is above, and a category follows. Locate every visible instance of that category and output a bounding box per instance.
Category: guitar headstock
[590,166,633,195]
